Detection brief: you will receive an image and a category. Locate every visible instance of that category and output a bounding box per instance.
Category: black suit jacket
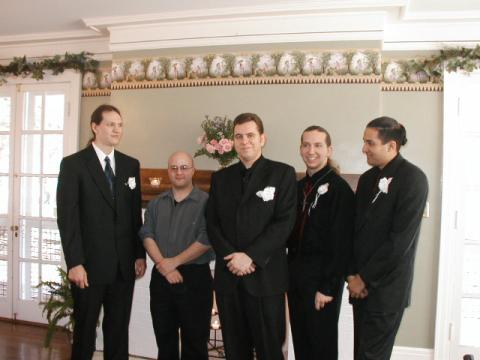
[350,154,428,312]
[288,165,355,296]
[57,145,145,285]
[206,157,297,296]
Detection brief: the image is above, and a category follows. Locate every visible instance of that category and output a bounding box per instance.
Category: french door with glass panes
[0,72,80,323]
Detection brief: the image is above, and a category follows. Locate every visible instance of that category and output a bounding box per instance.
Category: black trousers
[353,302,405,360]
[150,263,213,360]
[288,281,344,360]
[216,283,286,360]
[71,271,134,360]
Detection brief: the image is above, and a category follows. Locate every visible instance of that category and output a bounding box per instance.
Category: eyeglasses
[169,165,193,172]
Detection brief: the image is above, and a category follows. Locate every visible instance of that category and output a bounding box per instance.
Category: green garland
[397,45,480,81]
[0,52,99,83]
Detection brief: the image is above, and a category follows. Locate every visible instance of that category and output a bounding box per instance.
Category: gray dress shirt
[139,187,214,264]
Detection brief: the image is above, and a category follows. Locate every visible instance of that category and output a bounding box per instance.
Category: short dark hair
[366,116,407,150]
[88,104,121,146]
[233,113,264,134]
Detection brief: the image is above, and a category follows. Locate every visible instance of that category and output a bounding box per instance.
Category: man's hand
[224,252,254,276]
[135,258,147,279]
[165,270,183,284]
[347,274,368,299]
[68,265,89,289]
[314,291,333,310]
[155,257,179,276]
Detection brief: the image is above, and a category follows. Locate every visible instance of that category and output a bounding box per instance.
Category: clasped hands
[224,252,256,276]
[156,257,183,284]
[347,274,369,299]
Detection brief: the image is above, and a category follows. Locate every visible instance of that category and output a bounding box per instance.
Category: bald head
[167,151,195,190]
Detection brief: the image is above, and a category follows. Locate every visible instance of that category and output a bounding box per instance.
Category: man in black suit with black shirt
[207,113,297,360]
[348,116,428,360]
[57,104,146,359]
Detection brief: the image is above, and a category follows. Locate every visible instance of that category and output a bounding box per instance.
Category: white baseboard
[391,346,434,360]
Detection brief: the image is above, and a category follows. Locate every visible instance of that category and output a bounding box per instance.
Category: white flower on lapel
[309,183,329,215]
[372,177,393,203]
[256,186,275,202]
[126,177,136,190]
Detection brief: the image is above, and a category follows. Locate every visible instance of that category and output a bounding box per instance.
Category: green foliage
[194,115,238,167]
[0,52,99,83]
[37,267,74,348]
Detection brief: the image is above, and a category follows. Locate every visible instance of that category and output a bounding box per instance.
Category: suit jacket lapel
[356,154,405,231]
[84,145,115,210]
[114,152,127,199]
[240,158,268,205]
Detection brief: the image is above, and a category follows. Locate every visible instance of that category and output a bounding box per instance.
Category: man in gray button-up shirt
[139,151,214,360]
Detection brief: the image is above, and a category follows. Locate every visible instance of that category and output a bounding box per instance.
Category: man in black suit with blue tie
[207,113,297,360]
[347,116,429,360]
[57,104,146,359]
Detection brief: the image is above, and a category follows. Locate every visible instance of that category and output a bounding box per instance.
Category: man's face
[168,153,194,189]
[234,121,265,165]
[300,130,332,174]
[92,111,123,149]
[362,127,395,168]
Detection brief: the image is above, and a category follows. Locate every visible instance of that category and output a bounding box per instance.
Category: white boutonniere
[309,183,329,215]
[126,177,136,190]
[256,186,275,202]
[372,177,393,203]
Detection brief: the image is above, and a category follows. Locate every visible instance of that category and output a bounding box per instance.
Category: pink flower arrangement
[194,116,237,167]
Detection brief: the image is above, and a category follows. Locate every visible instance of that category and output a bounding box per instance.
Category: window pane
[464,189,480,242]
[20,177,40,217]
[19,262,39,300]
[23,94,42,130]
[460,297,480,347]
[0,176,8,214]
[462,244,480,295]
[0,96,11,131]
[21,134,41,174]
[465,137,480,187]
[40,264,61,301]
[43,135,62,174]
[44,94,64,130]
[20,219,40,260]
[0,135,9,173]
[42,177,57,218]
[0,260,7,297]
[0,217,7,257]
[41,221,61,262]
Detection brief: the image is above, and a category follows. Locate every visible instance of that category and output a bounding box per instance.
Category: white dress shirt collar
[92,142,116,174]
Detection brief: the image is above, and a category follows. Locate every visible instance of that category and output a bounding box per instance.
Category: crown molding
[0,29,102,44]
[108,11,386,52]
[0,37,111,62]
[83,0,406,29]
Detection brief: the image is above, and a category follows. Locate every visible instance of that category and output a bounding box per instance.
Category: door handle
[10,225,19,237]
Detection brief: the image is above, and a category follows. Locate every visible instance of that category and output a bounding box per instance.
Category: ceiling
[0,0,479,60]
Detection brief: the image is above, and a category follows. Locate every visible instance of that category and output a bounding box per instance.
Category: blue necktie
[104,156,115,196]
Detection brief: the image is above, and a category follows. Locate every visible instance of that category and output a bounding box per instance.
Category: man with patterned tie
[57,104,146,359]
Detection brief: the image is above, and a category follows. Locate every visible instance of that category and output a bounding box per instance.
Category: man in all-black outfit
[57,104,146,359]
[348,116,428,360]
[288,126,354,360]
[207,113,297,360]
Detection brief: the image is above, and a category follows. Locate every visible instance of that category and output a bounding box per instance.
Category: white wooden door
[436,69,480,359]
[0,71,80,323]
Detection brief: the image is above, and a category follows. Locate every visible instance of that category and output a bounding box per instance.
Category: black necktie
[104,156,115,196]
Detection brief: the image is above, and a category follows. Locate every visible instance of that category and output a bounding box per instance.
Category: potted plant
[37,267,74,347]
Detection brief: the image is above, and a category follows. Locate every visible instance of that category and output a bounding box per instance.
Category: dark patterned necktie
[104,156,115,196]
